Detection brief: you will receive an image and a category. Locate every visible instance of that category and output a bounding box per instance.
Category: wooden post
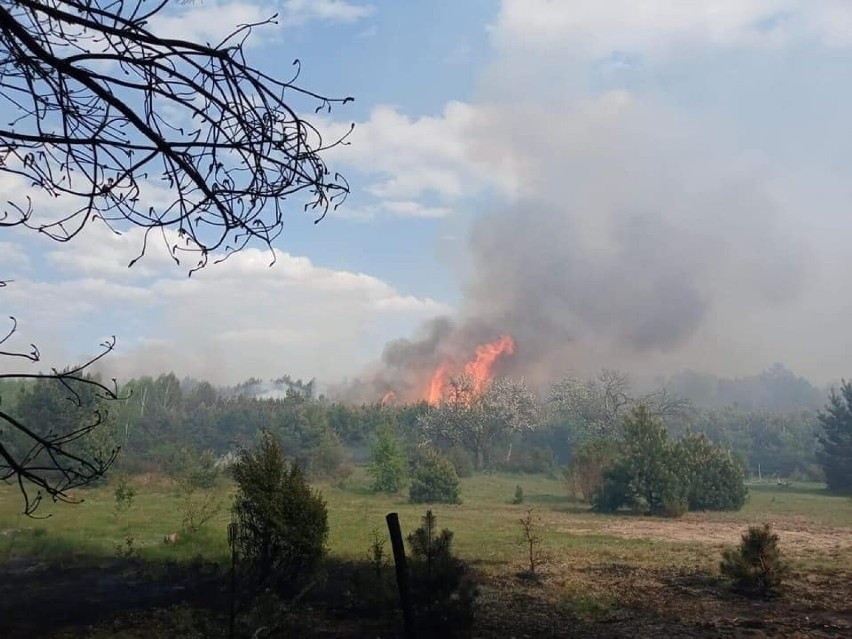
[227,521,239,639]
[386,512,416,639]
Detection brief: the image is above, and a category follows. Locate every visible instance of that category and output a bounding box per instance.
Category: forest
[0,364,826,485]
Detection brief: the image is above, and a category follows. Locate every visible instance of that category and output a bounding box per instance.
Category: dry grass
[1,471,851,636]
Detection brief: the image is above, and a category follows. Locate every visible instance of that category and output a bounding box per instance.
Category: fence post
[227,521,239,639]
[386,512,416,639]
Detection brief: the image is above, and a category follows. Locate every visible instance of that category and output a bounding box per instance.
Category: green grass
[1,470,850,574]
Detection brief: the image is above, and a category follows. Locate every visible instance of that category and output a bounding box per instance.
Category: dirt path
[598,518,852,553]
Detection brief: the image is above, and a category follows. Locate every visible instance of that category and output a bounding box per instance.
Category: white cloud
[490,0,852,58]
[320,101,515,204]
[148,1,275,45]
[1,228,451,384]
[148,0,372,44]
[281,0,374,26]
[0,241,30,271]
[382,201,453,218]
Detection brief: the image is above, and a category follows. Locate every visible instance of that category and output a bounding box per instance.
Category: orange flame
[464,334,515,396]
[428,363,451,405]
[381,390,397,406]
[425,334,515,405]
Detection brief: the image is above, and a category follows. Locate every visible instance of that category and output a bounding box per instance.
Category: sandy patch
[599,517,852,552]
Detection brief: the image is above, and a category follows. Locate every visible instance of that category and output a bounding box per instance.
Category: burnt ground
[1,555,851,638]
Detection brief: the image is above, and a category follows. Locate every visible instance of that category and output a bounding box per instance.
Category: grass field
[2,470,852,636]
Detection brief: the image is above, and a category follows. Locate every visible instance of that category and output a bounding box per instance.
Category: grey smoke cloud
[345,92,812,400]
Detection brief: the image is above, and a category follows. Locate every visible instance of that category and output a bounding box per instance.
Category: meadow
[2,471,852,637]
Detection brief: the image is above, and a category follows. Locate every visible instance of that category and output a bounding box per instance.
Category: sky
[4,0,852,390]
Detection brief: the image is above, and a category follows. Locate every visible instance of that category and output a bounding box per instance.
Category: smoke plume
[343,91,812,401]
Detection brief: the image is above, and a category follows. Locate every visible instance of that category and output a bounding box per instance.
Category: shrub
[678,433,747,511]
[445,445,474,478]
[409,450,461,504]
[517,507,549,575]
[348,528,396,612]
[169,447,221,533]
[368,422,408,493]
[306,429,346,480]
[112,474,136,521]
[407,510,477,636]
[331,461,355,489]
[231,432,328,594]
[594,407,746,517]
[564,439,620,503]
[594,406,687,517]
[499,445,556,475]
[168,447,219,490]
[512,484,525,505]
[720,524,789,598]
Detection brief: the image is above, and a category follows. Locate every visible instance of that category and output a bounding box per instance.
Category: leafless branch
[0,336,124,516]
[0,0,353,273]
[0,1,353,515]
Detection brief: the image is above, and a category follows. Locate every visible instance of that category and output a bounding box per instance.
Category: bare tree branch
[0,1,353,514]
[0,0,353,272]
[0,336,124,516]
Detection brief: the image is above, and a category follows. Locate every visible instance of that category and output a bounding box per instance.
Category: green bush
[409,450,461,504]
[678,433,747,511]
[306,429,346,480]
[112,474,136,521]
[720,524,789,598]
[595,407,746,517]
[445,445,474,478]
[512,484,525,505]
[231,432,328,594]
[407,510,477,637]
[169,447,221,533]
[368,422,408,493]
[564,438,620,503]
[594,406,687,517]
[498,446,556,475]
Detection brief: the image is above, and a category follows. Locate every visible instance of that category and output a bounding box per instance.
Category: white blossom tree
[419,374,538,470]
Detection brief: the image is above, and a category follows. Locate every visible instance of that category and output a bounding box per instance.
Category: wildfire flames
[426,334,515,405]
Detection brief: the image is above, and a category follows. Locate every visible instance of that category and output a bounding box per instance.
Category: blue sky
[5,0,852,388]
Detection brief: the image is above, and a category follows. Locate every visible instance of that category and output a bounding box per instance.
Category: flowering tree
[419,375,538,470]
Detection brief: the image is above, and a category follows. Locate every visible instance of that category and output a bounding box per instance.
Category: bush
[678,433,747,511]
[517,507,549,575]
[594,407,746,517]
[445,445,474,478]
[594,406,687,517]
[407,510,477,636]
[499,445,556,475]
[368,422,408,493]
[112,474,136,521]
[231,432,328,594]
[169,447,221,533]
[306,429,346,480]
[720,524,789,598]
[564,439,619,503]
[512,484,525,505]
[409,450,461,504]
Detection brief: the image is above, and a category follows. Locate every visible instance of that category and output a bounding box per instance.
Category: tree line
[2,366,843,500]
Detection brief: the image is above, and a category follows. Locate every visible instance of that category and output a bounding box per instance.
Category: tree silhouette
[0,0,352,514]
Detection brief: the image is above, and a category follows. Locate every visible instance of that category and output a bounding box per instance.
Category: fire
[425,334,515,405]
[428,363,451,405]
[464,334,515,396]
[381,390,397,406]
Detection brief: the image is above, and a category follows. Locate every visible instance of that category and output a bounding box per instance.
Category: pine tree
[817,381,852,492]
[368,422,408,493]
